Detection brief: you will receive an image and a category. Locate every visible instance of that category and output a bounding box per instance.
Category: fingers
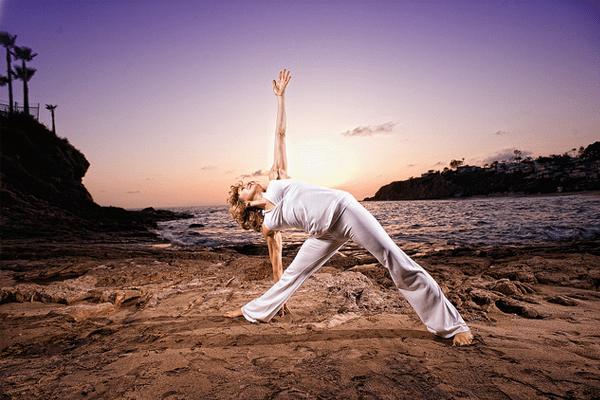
[277,69,291,85]
[273,69,291,96]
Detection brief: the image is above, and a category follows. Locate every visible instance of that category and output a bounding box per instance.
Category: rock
[0,113,191,240]
[47,302,115,322]
[466,288,500,306]
[491,279,520,296]
[1,283,40,303]
[547,296,579,306]
[490,279,536,296]
[355,286,387,310]
[495,298,547,319]
[348,263,395,287]
[487,262,538,284]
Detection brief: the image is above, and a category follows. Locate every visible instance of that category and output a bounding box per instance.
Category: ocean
[156,194,600,248]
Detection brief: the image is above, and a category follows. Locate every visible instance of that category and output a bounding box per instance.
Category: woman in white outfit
[224,70,473,346]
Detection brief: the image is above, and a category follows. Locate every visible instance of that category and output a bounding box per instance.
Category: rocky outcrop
[365,168,599,201]
[365,143,600,201]
[0,113,189,239]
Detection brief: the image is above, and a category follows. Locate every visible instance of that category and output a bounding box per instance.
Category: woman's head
[227,182,264,232]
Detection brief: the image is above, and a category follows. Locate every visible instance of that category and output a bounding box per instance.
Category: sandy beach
[1,235,599,399]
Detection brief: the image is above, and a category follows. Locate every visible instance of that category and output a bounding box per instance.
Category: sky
[1,0,599,208]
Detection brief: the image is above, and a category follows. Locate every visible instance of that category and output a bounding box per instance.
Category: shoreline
[1,235,599,399]
[363,189,600,202]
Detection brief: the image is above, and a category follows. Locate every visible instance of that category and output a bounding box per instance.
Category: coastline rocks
[0,114,191,240]
[487,254,600,290]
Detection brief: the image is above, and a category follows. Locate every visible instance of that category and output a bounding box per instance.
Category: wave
[156,194,600,247]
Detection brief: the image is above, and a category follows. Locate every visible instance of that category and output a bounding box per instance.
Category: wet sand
[1,236,599,399]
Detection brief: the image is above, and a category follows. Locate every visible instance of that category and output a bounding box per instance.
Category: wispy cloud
[126,190,141,194]
[201,165,218,171]
[342,121,397,137]
[237,169,269,180]
[494,130,509,136]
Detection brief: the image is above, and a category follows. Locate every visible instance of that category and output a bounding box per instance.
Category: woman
[225,70,473,346]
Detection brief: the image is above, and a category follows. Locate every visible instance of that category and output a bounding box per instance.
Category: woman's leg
[331,201,469,339]
[241,234,347,323]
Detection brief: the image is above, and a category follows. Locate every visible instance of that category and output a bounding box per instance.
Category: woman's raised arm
[269,69,291,181]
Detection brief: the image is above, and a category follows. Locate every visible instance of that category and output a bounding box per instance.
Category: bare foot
[453,330,474,346]
[278,303,292,317]
[223,308,243,318]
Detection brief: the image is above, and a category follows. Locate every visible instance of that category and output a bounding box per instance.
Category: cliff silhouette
[366,143,600,201]
[0,113,189,239]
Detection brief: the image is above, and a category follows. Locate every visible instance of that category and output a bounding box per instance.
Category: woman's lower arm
[267,231,284,282]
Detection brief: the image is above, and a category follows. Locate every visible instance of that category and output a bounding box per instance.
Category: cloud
[342,121,397,137]
[494,130,509,136]
[482,148,533,165]
[201,165,218,171]
[126,190,141,194]
[237,169,269,179]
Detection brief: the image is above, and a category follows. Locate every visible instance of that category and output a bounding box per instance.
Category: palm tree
[46,104,57,133]
[13,46,37,115]
[13,66,36,115]
[513,149,522,163]
[0,31,17,114]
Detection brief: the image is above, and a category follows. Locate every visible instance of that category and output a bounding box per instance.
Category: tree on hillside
[0,31,17,114]
[13,46,37,115]
[46,104,57,134]
[581,141,600,161]
[450,158,464,170]
[13,66,36,115]
[513,149,522,163]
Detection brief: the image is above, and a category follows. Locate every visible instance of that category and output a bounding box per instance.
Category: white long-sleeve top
[262,179,355,236]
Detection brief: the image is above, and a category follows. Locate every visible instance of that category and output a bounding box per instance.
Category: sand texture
[1,237,599,399]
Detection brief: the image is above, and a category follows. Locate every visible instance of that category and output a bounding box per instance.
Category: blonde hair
[227,182,264,232]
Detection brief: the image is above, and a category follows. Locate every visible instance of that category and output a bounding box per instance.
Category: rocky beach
[1,234,600,399]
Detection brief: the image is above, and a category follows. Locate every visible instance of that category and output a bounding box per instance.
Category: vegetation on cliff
[365,142,600,201]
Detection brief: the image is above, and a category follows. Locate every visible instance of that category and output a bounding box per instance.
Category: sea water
[156,194,600,248]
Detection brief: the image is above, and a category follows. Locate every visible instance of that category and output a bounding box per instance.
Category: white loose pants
[241,201,469,338]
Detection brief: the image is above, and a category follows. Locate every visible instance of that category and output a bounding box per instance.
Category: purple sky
[1,0,599,207]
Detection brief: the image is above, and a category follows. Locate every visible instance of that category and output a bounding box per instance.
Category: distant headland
[365,143,600,201]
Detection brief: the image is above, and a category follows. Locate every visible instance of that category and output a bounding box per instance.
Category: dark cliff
[0,113,189,239]
[365,144,600,201]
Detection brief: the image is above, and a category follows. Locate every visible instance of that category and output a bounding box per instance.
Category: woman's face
[238,181,262,203]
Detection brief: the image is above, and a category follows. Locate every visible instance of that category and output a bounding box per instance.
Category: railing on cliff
[0,103,40,120]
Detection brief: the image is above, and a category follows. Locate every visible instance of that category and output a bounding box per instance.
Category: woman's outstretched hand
[273,69,291,97]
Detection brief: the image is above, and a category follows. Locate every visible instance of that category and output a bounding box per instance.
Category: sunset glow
[1,0,598,208]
